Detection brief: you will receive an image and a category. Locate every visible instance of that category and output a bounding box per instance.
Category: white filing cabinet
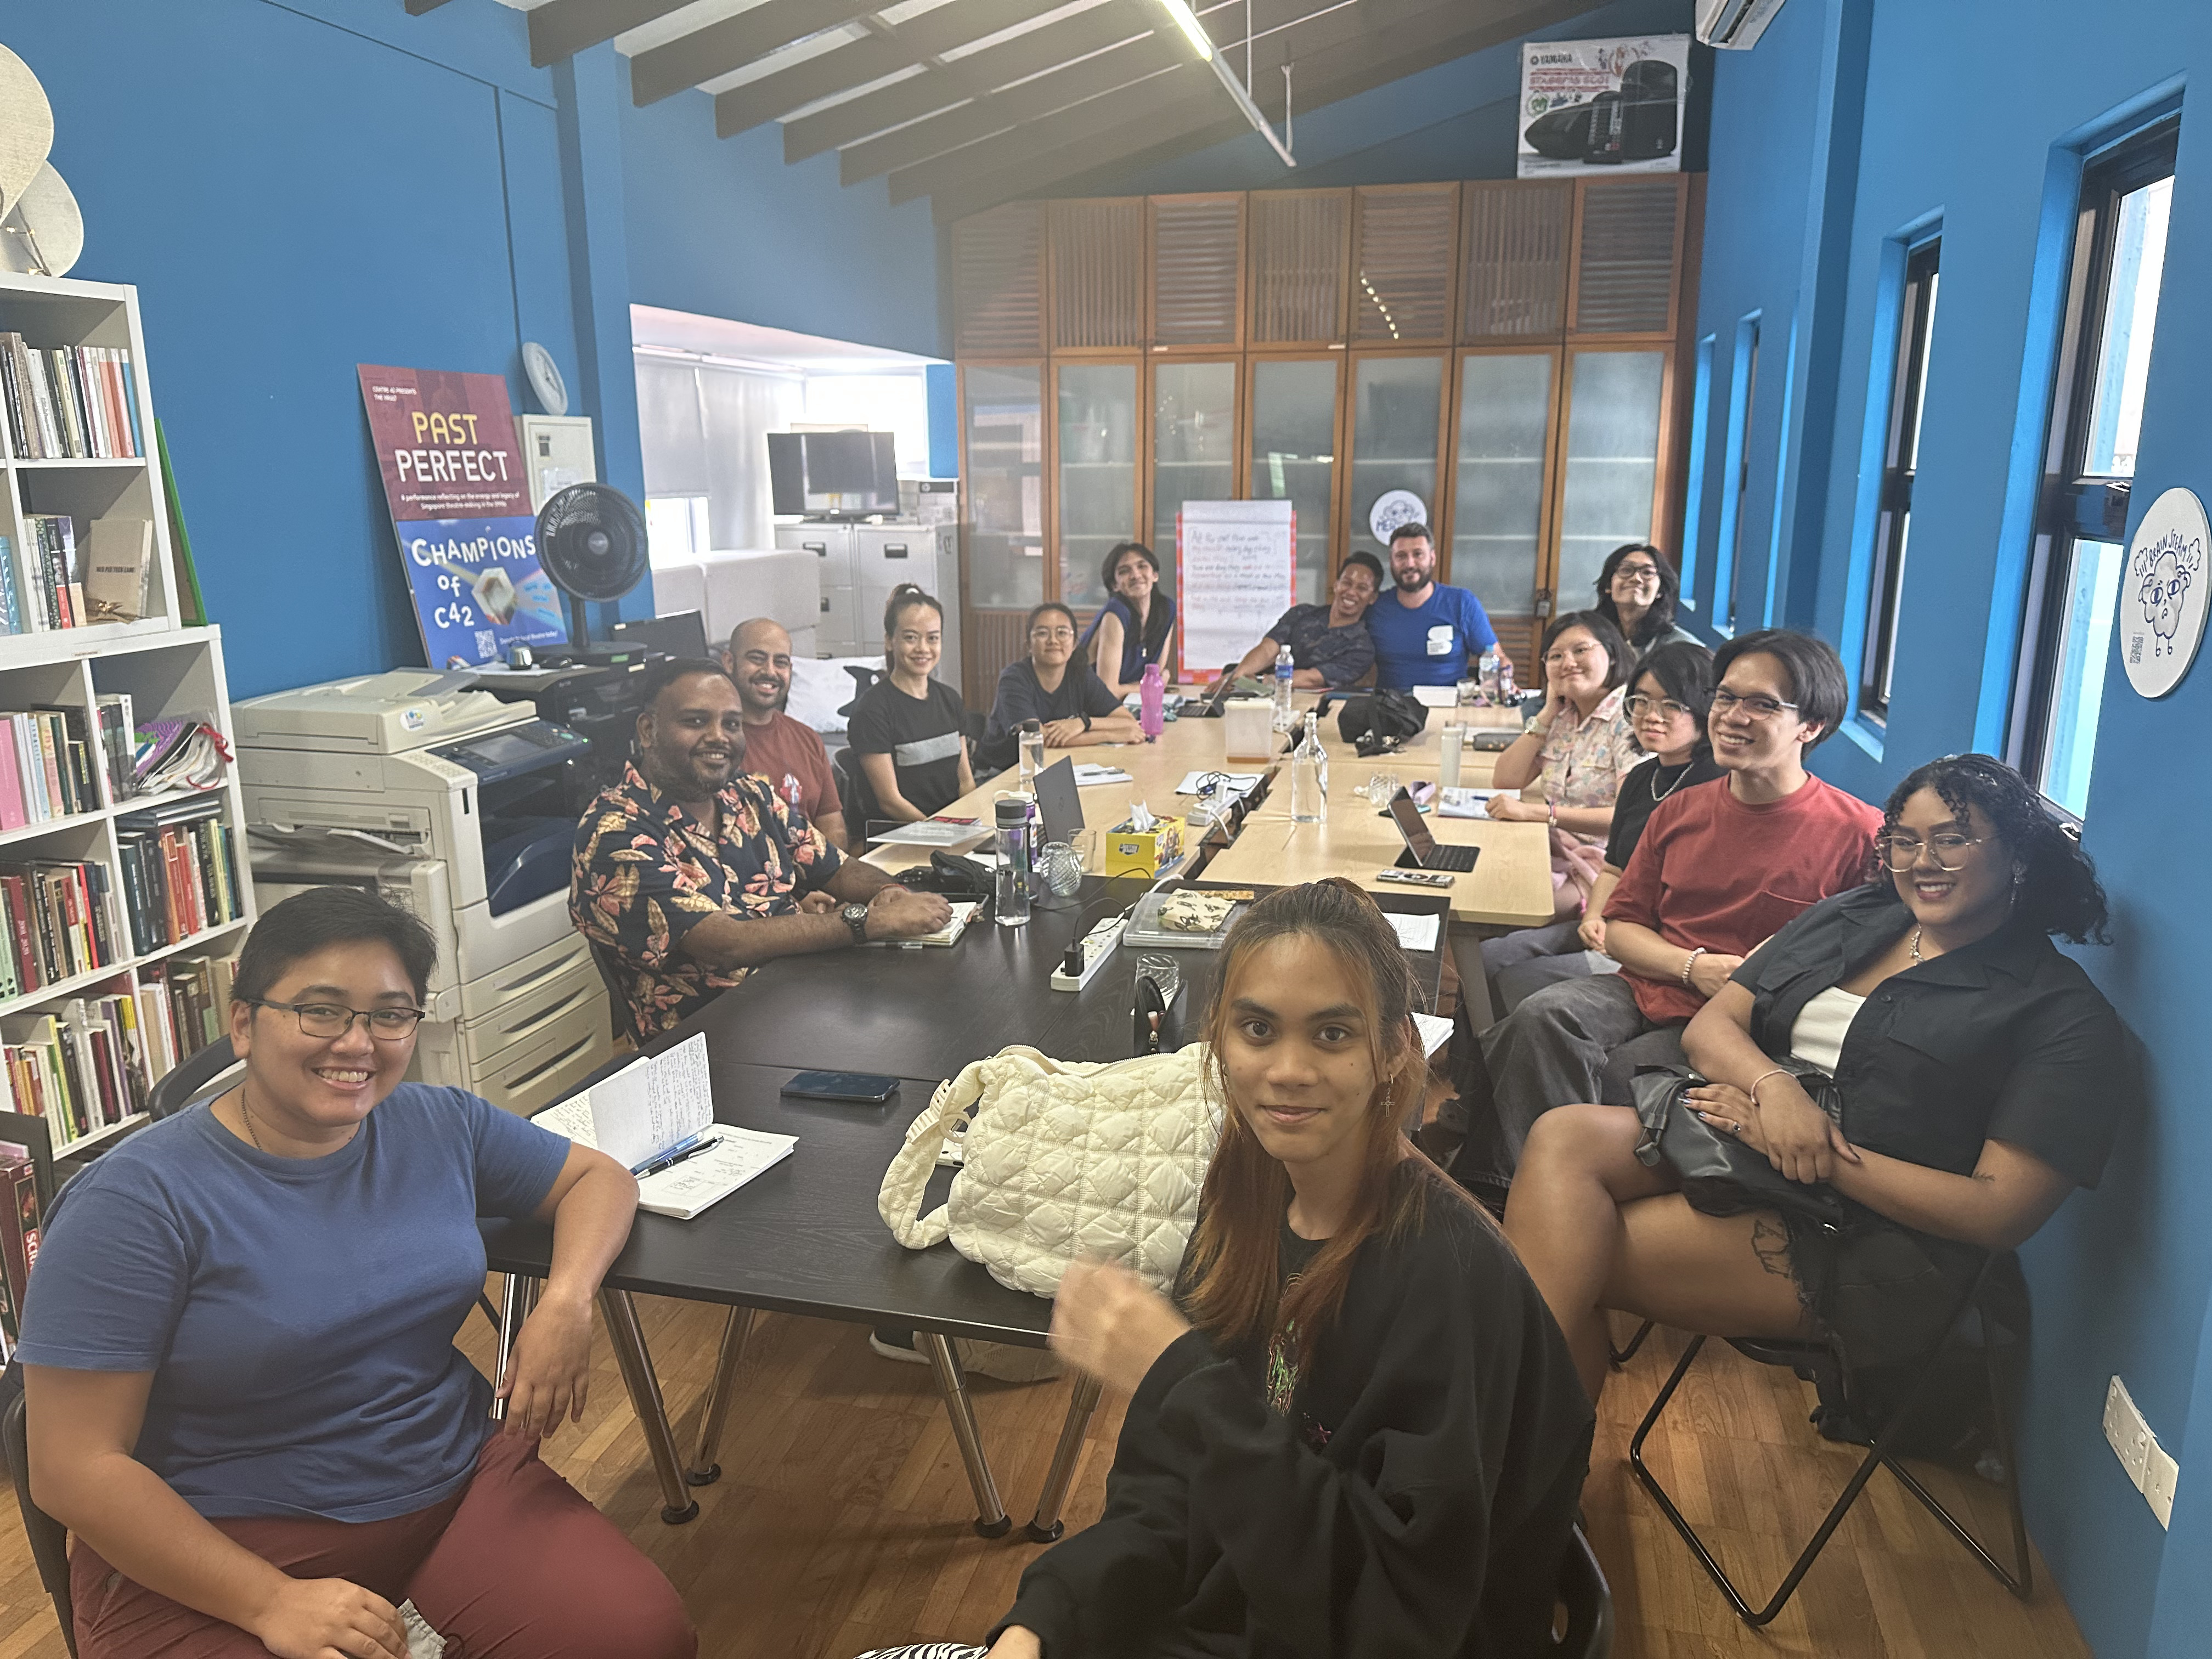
[775,521,961,682]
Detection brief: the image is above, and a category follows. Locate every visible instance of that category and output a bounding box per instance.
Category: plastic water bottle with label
[1139,662,1165,740]
[1290,714,1328,823]
[1273,641,1295,730]
[994,797,1033,927]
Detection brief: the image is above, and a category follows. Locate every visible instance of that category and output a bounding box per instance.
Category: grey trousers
[1479,919,1620,1014]
[1469,973,1689,1178]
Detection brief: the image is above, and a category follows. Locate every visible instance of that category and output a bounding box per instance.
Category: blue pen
[632,1132,721,1178]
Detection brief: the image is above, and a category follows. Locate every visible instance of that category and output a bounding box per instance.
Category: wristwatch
[1081,713,1093,732]
[842,902,871,944]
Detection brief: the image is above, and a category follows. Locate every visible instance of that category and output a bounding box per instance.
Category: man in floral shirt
[570,660,950,1039]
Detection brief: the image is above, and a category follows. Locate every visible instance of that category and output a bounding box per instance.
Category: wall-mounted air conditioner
[1696,0,1787,49]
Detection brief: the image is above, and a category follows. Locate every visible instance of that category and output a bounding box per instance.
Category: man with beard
[1365,522,1508,692]
[723,616,847,849]
[569,659,949,1039]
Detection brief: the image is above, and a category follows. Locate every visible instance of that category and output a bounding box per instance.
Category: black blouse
[1730,884,2127,1187]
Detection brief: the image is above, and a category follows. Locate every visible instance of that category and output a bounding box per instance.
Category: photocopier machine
[232,669,618,1118]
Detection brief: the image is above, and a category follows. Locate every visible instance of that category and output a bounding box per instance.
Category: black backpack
[1329,690,1429,757]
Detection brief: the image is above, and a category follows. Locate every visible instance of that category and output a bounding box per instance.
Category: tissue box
[1103,814,1185,878]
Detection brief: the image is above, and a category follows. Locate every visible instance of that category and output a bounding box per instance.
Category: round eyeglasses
[246,999,426,1041]
[1879,833,1988,873]
[1623,693,1694,721]
[1710,687,1800,721]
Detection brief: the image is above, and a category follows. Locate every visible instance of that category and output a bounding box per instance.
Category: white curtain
[633,354,802,554]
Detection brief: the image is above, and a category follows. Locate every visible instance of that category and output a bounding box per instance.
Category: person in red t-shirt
[1455,631,1881,1189]
[723,618,847,850]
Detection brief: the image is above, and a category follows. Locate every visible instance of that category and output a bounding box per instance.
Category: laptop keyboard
[1426,843,1480,872]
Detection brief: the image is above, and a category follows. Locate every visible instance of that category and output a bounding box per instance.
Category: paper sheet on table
[1386,912,1442,953]
[1412,1013,1453,1057]
[1175,770,1263,798]
[1072,763,1133,785]
[1437,787,1506,818]
[1410,685,1460,708]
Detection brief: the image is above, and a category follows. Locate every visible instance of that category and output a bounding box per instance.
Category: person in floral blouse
[1484,610,1641,919]
[569,660,950,1039]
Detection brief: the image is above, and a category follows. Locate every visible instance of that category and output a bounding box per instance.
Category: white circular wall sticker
[2121,486,2209,699]
[1369,489,1427,544]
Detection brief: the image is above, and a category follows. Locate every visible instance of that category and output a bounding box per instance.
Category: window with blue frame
[1710,315,1760,631]
[2008,118,2177,820]
[1678,335,1716,610]
[1860,237,1940,720]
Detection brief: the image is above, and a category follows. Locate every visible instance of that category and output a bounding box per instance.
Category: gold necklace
[235,1088,267,1152]
[1909,926,1923,964]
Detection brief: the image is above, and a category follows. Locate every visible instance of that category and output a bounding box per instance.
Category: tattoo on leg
[1751,1216,1792,1278]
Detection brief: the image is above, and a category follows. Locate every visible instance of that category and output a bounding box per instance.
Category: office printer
[233,670,614,1115]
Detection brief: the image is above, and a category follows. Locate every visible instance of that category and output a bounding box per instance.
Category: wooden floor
[0,1300,2094,1659]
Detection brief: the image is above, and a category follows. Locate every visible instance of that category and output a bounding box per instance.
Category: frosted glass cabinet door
[1055,362,1139,610]
[1558,349,1667,606]
[964,364,1045,610]
[1450,352,1554,619]
[1347,354,1444,564]
[1150,361,1238,592]
[1249,357,1339,604]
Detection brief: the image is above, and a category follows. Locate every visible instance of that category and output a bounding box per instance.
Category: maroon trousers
[71,1432,695,1659]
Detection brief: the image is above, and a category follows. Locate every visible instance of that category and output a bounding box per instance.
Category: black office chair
[1553,1523,1613,1659]
[3,1392,76,1656]
[832,746,883,834]
[1629,1254,2029,1626]
[145,1035,240,1120]
[587,940,643,1046]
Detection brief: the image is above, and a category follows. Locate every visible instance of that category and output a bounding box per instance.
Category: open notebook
[531,1034,794,1221]
[860,899,981,948]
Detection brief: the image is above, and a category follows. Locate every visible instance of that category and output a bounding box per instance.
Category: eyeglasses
[1879,832,1989,873]
[1543,642,1605,667]
[1710,687,1801,720]
[247,999,426,1041]
[1612,563,1662,584]
[1030,627,1075,641]
[1623,693,1694,721]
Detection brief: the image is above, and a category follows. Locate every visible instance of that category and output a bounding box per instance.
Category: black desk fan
[535,482,651,664]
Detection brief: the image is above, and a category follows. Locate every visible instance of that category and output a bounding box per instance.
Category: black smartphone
[781,1070,901,1104]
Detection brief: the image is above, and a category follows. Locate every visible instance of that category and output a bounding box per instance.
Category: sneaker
[868,1327,1061,1384]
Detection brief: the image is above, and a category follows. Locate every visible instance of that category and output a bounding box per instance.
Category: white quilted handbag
[877,1044,1222,1298]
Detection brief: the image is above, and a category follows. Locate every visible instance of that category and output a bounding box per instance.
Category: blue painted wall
[1689,4,2212,1655]
[1055,0,1698,196]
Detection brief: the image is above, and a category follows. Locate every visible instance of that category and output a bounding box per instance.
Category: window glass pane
[1560,350,1667,607]
[963,365,1043,610]
[1056,363,1138,610]
[1151,361,1238,595]
[1347,355,1443,565]
[2040,538,2126,818]
[1902,269,1938,470]
[2084,177,2172,478]
[1249,358,1339,605]
[1450,353,1553,619]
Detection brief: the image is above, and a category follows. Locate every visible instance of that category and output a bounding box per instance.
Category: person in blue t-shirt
[1364,522,1511,691]
[16,887,693,1659]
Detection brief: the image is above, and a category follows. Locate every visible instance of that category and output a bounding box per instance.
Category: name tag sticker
[1426,625,1454,657]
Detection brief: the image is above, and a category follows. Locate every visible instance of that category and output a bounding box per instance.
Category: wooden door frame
[1542,341,1681,629]
[956,358,1048,702]
[1565,174,1691,347]
[1143,353,1247,594]
[1144,191,1248,353]
[1349,180,1465,351]
[1245,186,1354,351]
[1244,349,1351,595]
[1439,342,1568,618]
[1046,356,1144,609]
[1044,196,1147,359]
[1341,347,1454,580]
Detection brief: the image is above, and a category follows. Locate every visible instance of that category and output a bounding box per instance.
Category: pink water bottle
[1139,662,1165,740]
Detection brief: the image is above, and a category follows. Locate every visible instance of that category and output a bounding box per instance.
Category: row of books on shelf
[0,699,222,832]
[0,515,153,635]
[0,1124,41,1362]
[0,334,142,461]
[118,800,242,957]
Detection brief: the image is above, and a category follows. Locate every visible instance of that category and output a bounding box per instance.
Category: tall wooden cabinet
[952,174,1700,699]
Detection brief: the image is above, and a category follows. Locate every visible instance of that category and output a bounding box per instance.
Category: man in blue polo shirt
[1365,522,1506,690]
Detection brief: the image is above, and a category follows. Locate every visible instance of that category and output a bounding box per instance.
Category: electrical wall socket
[2104,1374,2179,1530]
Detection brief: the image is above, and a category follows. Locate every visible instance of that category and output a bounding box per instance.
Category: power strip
[1051,917,1126,991]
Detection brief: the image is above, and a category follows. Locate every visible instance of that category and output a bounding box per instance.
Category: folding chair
[1628,1253,2030,1627]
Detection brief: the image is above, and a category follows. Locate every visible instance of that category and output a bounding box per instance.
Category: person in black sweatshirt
[859,879,1594,1659]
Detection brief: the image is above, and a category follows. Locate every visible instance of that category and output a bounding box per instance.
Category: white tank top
[1788,986,1867,1075]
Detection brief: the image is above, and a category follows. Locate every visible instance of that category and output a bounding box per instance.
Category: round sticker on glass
[1369,489,1427,545]
[2120,486,2209,699]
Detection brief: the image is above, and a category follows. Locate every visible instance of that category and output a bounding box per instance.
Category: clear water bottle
[994,797,1033,927]
[1478,647,1503,704]
[1496,652,1519,705]
[1290,714,1328,823]
[1273,641,1296,730]
[1139,662,1165,740]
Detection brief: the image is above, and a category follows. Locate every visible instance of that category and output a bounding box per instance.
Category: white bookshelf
[0,274,251,1155]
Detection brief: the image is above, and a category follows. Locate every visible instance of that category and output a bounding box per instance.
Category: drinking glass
[1017,719,1046,787]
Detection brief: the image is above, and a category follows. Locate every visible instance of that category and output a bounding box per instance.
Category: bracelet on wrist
[1679,946,1707,986]
[1747,1067,1790,1109]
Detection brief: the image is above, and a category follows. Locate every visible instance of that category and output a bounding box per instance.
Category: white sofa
[649,549,821,659]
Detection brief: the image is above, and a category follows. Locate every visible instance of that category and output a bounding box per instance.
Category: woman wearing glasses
[1503,754,2124,1404]
[978,600,1142,774]
[16,887,693,1659]
[1477,642,1722,1013]
[1592,543,1697,663]
[1483,611,1641,919]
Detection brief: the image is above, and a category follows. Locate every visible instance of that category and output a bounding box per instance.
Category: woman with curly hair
[1504,753,2128,1401]
[1592,543,1698,663]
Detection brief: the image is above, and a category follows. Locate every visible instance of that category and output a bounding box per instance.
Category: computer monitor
[767,431,900,516]
[608,611,709,661]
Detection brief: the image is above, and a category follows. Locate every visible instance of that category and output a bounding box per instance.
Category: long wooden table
[865,699,1554,928]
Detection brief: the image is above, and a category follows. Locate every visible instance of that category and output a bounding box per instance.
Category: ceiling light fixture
[1155,0,1296,167]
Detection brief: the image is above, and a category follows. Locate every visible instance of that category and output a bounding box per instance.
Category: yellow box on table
[1102,814,1185,878]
